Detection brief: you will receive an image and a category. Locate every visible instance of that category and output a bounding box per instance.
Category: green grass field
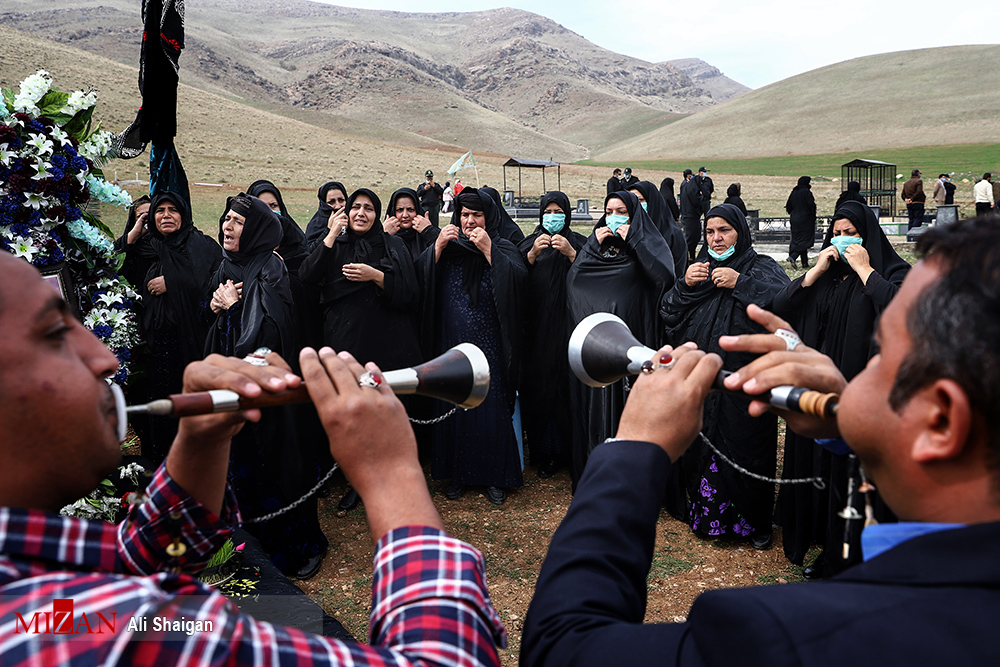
[579,143,1000,178]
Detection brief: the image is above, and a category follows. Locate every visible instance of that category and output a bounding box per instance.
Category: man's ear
[911,379,973,463]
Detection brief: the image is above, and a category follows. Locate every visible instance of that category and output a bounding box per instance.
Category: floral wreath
[1,70,141,385]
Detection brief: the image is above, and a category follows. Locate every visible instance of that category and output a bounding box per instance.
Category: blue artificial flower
[63,143,76,157]
[50,154,68,170]
[93,324,113,339]
[112,367,128,385]
[28,120,45,133]
[48,166,64,181]
[69,156,87,172]
[116,348,131,361]
[11,223,30,236]
[7,136,22,150]
[27,210,42,226]
[51,246,64,262]
[0,165,10,181]
[66,206,82,221]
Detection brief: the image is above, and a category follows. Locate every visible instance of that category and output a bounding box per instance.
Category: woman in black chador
[418,189,528,505]
[298,188,423,371]
[659,177,681,222]
[119,191,221,464]
[206,193,328,580]
[833,180,866,212]
[628,180,688,276]
[303,181,348,252]
[383,187,440,261]
[565,190,675,487]
[518,191,587,478]
[772,200,910,577]
[724,183,748,215]
[661,203,789,549]
[785,176,817,269]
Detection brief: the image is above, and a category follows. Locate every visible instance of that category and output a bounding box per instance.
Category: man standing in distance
[695,166,714,222]
[417,170,444,226]
[902,168,926,229]
[606,168,622,197]
[679,168,703,261]
[973,173,994,217]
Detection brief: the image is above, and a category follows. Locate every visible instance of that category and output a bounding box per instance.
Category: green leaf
[37,91,70,116]
[1,88,14,112]
[82,209,115,239]
[65,106,94,142]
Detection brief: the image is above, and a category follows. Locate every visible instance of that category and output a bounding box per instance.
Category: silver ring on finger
[774,328,802,352]
[243,347,272,366]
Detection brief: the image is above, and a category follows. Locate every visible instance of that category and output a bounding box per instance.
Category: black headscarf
[387,187,440,260]
[313,188,388,301]
[247,179,308,270]
[659,177,681,221]
[139,191,222,360]
[785,176,813,213]
[833,180,867,212]
[439,188,507,307]
[723,183,748,215]
[304,181,348,251]
[207,193,295,358]
[479,185,526,244]
[629,180,687,273]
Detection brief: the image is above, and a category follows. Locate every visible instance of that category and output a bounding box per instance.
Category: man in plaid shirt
[0,251,506,666]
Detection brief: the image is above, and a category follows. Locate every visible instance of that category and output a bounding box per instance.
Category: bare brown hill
[0,0,747,160]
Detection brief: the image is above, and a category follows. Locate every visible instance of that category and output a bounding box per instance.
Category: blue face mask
[542,212,566,234]
[830,235,863,257]
[640,202,648,212]
[707,245,736,261]
[605,213,629,235]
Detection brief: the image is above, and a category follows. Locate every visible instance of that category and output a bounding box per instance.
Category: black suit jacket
[521,440,1000,667]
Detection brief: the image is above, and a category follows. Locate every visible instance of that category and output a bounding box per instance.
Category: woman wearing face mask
[629,180,688,276]
[660,203,789,548]
[383,187,440,261]
[772,200,910,577]
[565,190,675,487]
[304,181,349,252]
[417,188,528,505]
[206,193,330,581]
[518,191,587,478]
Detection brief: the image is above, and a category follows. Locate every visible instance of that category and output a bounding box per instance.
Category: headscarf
[479,185,526,243]
[386,187,432,259]
[313,188,388,301]
[121,195,152,242]
[304,180,348,251]
[247,179,308,269]
[530,190,575,237]
[785,176,812,213]
[209,193,293,357]
[833,180,867,212]
[141,191,222,348]
[727,183,741,198]
[442,188,507,307]
[823,200,909,282]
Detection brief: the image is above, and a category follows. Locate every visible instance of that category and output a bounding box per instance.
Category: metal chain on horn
[241,408,463,524]
[698,432,826,489]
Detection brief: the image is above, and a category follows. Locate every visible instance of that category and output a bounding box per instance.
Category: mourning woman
[659,177,681,222]
[724,182,748,215]
[119,191,221,464]
[629,180,688,276]
[418,188,528,505]
[660,203,789,548]
[298,188,423,370]
[565,190,675,486]
[248,178,321,350]
[480,185,527,244]
[518,191,587,477]
[206,193,328,579]
[304,180,348,251]
[785,175,817,269]
[833,180,866,212]
[383,187,440,261]
[772,199,910,577]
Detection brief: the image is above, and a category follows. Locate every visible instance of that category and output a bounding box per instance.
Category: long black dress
[205,194,328,576]
[417,188,528,490]
[661,203,790,540]
[120,191,222,464]
[785,176,817,262]
[386,187,441,262]
[629,180,688,277]
[298,188,423,371]
[772,200,910,572]
[517,191,587,471]
[659,177,681,222]
[566,190,675,486]
[304,181,348,252]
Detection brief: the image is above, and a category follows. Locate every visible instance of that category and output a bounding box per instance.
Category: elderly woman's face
[706,216,738,253]
[326,188,346,211]
[221,209,245,252]
[154,200,182,236]
[460,207,486,236]
[394,196,418,228]
[832,218,861,237]
[349,194,377,233]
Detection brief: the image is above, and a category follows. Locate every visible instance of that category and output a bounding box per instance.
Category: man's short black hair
[912,169,921,177]
[892,217,1000,487]
[984,173,992,181]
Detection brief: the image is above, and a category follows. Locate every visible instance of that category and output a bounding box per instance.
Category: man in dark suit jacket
[522,216,1000,666]
[678,169,703,260]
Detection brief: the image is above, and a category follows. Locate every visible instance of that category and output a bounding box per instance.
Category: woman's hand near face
[595,226,614,244]
[324,208,348,247]
[843,244,874,284]
[802,246,840,287]
[527,234,551,264]
[550,234,577,262]
[434,225,460,262]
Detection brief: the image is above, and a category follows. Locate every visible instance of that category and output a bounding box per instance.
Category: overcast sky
[318,0,998,89]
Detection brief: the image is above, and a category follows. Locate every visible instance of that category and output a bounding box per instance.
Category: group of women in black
[117,175,909,576]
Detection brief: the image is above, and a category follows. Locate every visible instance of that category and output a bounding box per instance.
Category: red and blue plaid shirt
[0,464,506,666]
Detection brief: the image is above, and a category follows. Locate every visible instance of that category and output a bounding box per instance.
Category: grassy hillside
[597,45,1000,161]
